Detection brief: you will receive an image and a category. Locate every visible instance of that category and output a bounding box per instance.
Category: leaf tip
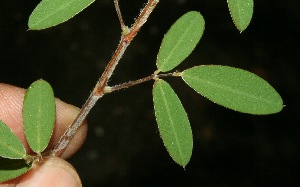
[227,0,254,32]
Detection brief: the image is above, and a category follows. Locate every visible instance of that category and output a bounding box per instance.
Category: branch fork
[52,0,159,156]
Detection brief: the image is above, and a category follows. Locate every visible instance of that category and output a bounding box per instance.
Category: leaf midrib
[158,82,185,162]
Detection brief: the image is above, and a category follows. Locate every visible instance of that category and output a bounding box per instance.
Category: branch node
[104,86,112,93]
[121,26,130,35]
[172,71,182,77]
[154,70,161,75]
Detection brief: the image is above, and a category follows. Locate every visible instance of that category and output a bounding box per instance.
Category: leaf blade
[227,0,254,32]
[153,79,193,166]
[0,157,31,183]
[182,65,283,114]
[0,121,26,159]
[28,0,95,30]
[156,11,205,72]
[23,80,56,154]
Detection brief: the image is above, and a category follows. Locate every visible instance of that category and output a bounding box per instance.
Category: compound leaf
[28,0,95,30]
[157,11,205,72]
[182,65,283,114]
[0,121,26,159]
[23,80,56,154]
[153,79,193,167]
[227,0,254,32]
[0,157,31,183]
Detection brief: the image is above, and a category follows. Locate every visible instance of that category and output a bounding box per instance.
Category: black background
[1,0,299,186]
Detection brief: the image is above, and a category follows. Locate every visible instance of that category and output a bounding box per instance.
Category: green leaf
[0,157,31,183]
[182,65,283,115]
[23,80,56,154]
[0,121,26,159]
[227,0,254,32]
[156,11,205,72]
[28,0,95,30]
[153,79,193,167]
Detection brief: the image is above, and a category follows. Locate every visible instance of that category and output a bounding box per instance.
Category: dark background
[1,0,299,186]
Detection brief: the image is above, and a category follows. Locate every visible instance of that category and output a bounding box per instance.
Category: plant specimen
[0,0,283,182]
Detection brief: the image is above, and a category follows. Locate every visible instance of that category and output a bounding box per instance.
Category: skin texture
[0,83,87,186]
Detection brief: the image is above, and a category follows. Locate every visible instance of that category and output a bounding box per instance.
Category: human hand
[0,83,87,186]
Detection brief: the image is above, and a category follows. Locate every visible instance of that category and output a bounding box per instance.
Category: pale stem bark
[52,0,159,156]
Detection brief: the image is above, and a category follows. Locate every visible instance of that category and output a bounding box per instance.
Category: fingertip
[18,156,82,187]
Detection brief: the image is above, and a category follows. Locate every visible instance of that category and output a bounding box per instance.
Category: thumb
[17,156,82,187]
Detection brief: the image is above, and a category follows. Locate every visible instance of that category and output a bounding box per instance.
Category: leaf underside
[0,121,26,159]
[153,79,193,167]
[28,0,95,30]
[23,80,56,154]
[182,65,283,114]
[156,11,205,72]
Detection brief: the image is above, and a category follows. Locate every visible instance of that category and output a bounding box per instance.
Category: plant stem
[52,0,159,156]
[114,0,126,29]
[107,72,176,93]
